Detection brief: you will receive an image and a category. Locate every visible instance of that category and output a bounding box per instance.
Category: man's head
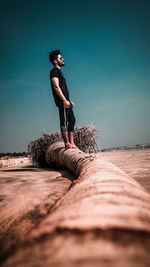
[49,50,65,67]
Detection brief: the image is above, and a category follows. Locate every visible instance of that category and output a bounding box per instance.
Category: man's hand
[70,101,75,108]
[63,99,70,108]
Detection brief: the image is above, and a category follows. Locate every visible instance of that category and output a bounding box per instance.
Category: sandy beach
[98,149,150,194]
[0,149,150,266]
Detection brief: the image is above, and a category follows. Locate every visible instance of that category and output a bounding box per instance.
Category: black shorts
[58,102,76,132]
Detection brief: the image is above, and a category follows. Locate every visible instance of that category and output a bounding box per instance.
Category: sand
[97,149,150,194]
[0,157,30,168]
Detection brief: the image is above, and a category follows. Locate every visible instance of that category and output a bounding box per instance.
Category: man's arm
[51,77,70,108]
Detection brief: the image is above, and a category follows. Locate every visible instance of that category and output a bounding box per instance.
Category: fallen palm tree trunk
[44,141,150,232]
[2,142,150,267]
[28,124,98,167]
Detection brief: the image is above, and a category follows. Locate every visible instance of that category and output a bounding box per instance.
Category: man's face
[57,54,65,67]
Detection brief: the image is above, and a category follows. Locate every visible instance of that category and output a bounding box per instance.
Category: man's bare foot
[70,143,78,149]
[65,142,73,150]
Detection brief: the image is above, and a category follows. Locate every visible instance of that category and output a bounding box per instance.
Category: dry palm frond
[74,124,99,153]
[28,132,62,167]
[28,124,99,167]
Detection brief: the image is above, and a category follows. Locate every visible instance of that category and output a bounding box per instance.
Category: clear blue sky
[0,0,150,152]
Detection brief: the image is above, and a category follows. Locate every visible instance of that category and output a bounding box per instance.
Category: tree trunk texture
[2,142,150,267]
[45,142,150,232]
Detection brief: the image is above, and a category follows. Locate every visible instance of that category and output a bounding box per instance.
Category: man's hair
[49,49,61,65]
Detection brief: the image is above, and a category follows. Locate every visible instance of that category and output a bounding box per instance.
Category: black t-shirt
[50,67,70,106]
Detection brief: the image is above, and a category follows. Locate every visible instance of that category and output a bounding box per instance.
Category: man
[49,49,77,149]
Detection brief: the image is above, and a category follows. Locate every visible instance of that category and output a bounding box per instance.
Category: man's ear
[54,58,57,65]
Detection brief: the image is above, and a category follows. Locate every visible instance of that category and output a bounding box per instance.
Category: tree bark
[44,141,150,233]
[2,142,150,267]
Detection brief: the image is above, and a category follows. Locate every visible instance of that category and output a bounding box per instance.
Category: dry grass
[28,124,99,167]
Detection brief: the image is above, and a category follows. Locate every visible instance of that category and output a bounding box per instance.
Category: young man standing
[49,50,77,149]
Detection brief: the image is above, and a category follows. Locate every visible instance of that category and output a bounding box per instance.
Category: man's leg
[68,132,77,148]
[68,106,77,148]
[61,131,72,149]
[58,103,72,149]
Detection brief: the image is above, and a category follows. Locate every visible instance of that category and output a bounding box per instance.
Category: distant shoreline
[100,143,150,152]
[0,143,150,157]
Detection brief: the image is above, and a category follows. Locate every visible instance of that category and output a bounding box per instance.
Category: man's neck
[55,64,61,70]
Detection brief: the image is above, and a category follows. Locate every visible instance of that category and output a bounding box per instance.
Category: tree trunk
[44,141,150,232]
[3,142,150,267]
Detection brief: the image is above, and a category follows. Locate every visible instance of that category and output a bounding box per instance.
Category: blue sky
[0,0,150,152]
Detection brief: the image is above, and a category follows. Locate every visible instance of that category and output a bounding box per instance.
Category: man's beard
[58,62,65,67]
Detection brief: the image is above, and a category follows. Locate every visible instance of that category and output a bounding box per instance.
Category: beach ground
[97,149,150,194]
